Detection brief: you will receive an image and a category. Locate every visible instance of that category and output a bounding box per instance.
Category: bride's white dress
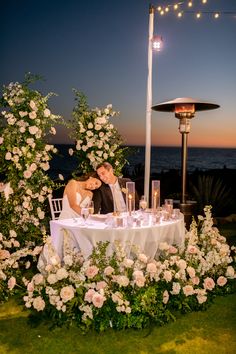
[59,192,91,219]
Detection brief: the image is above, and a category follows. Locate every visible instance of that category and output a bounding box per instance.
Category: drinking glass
[88,200,94,215]
[81,207,89,223]
[164,199,173,217]
[139,195,147,211]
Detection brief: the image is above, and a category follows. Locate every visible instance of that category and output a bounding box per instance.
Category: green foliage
[190,175,233,216]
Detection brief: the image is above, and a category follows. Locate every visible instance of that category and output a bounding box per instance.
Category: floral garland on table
[66,90,129,176]
[0,74,61,301]
[23,206,236,332]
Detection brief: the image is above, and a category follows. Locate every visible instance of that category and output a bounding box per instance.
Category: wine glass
[81,207,89,224]
[139,195,147,211]
[88,200,94,215]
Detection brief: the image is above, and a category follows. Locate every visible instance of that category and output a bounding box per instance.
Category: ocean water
[49,144,236,180]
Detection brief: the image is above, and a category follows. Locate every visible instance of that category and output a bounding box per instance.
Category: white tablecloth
[50,214,185,259]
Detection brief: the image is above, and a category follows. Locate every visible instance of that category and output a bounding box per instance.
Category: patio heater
[152,97,220,224]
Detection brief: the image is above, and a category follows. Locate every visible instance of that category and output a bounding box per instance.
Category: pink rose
[60,285,75,303]
[197,294,207,304]
[92,293,105,308]
[183,285,195,296]
[146,262,157,274]
[85,265,99,279]
[134,276,146,288]
[33,296,45,311]
[187,245,198,254]
[84,289,96,303]
[163,270,172,282]
[203,277,215,291]
[191,276,200,285]
[217,276,227,287]
[96,281,107,291]
[8,276,16,290]
[168,246,178,254]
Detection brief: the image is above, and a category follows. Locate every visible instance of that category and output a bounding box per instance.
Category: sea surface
[49,145,236,180]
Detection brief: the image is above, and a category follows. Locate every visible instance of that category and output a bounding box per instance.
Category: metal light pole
[144,5,163,206]
[152,97,220,224]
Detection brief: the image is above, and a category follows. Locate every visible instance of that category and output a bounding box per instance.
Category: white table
[50,214,185,260]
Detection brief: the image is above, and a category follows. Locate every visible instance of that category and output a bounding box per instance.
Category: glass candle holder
[126,181,135,216]
[151,180,160,212]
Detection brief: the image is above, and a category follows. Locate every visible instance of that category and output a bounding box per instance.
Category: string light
[154,1,236,20]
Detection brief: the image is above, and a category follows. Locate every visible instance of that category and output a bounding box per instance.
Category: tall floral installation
[24,207,236,332]
[65,90,129,176]
[0,74,61,302]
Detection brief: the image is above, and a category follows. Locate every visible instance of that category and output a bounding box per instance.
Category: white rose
[29,111,37,119]
[44,108,51,117]
[29,126,39,135]
[29,100,37,110]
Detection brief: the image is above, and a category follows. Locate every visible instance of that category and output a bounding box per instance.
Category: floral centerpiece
[65,90,129,176]
[23,206,236,332]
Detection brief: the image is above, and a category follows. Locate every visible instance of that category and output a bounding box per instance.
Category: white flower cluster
[70,104,120,171]
[68,93,127,174]
[0,80,60,228]
[23,207,235,332]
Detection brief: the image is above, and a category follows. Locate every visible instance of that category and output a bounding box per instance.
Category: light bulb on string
[196,12,201,19]
[173,4,179,10]
[177,11,183,18]
[188,1,193,7]
[214,12,220,19]
[202,0,207,4]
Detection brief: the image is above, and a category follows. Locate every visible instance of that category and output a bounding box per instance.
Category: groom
[93,162,137,214]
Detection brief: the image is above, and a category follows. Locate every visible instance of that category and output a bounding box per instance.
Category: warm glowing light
[188,1,193,7]
[174,4,179,10]
[202,0,207,4]
[157,6,162,12]
[177,11,183,18]
[160,10,165,15]
[214,12,220,19]
[152,35,163,51]
[165,7,169,13]
[196,12,201,19]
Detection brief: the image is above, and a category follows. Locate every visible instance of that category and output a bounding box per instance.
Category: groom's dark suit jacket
[93,177,138,214]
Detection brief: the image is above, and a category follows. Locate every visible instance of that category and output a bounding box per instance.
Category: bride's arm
[64,180,82,214]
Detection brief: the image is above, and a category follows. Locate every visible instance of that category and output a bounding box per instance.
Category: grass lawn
[0,293,236,354]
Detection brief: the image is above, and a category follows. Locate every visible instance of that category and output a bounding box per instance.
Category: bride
[59,173,101,219]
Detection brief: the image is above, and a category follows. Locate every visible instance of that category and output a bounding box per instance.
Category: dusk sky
[2,0,236,147]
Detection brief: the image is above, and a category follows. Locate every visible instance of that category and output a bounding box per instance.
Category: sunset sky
[1,0,236,147]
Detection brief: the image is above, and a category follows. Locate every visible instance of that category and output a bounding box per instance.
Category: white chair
[48,195,63,220]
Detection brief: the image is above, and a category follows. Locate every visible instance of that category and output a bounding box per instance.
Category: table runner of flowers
[22,206,236,332]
